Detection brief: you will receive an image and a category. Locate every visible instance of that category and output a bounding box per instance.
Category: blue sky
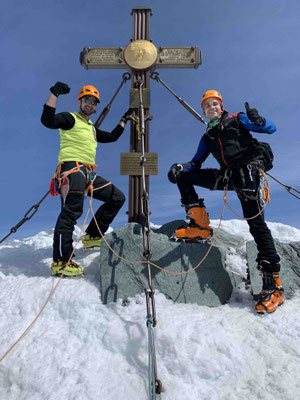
[1,0,299,240]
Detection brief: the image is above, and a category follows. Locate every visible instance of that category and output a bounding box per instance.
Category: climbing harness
[0,162,97,245]
[94,72,131,129]
[266,171,300,200]
[150,72,207,126]
[50,161,98,197]
[223,168,271,220]
[0,191,50,244]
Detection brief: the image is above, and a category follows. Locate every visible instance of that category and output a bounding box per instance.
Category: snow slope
[0,222,300,400]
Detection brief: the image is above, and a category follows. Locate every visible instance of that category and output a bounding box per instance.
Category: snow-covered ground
[0,221,299,400]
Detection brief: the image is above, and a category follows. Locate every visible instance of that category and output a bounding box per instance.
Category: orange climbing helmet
[77,85,100,103]
[201,90,223,108]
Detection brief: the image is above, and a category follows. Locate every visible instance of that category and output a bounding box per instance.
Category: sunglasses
[82,97,98,106]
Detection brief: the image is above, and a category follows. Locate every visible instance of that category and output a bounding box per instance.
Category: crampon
[170,203,213,242]
[255,270,285,314]
[51,260,84,277]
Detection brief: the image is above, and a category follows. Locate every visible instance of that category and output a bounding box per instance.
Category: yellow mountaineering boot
[51,260,84,277]
[255,264,285,314]
[172,200,213,241]
[81,234,102,249]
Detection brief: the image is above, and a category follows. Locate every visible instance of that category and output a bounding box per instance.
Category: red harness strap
[49,162,98,196]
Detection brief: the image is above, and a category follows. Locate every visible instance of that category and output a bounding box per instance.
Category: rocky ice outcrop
[100,221,300,306]
[100,221,244,306]
[247,240,300,299]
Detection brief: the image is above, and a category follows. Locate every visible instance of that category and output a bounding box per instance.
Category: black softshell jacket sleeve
[96,125,124,143]
[41,104,124,142]
[41,104,75,130]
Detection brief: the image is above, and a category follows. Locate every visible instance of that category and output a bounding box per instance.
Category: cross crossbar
[80,46,202,70]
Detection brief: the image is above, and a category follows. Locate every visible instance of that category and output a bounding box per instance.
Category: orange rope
[225,199,267,220]
[89,185,228,276]
[0,182,111,364]
[225,169,270,221]
[0,208,90,364]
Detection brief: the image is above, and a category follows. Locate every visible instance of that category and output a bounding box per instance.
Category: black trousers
[53,162,125,262]
[176,164,280,269]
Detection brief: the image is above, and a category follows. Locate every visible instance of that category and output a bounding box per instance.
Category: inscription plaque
[120,153,158,175]
[80,47,126,69]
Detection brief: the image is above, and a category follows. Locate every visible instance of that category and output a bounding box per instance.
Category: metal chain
[94,72,131,129]
[0,191,50,245]
[137,79,162,397]
[150,72,207,126]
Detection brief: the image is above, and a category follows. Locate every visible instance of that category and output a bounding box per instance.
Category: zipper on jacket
[217,137,229,167]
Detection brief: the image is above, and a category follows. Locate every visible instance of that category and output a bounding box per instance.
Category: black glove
[120,108,133,123]
[168,163,183,184]
[50,82,71,97]
[244,102,266,126]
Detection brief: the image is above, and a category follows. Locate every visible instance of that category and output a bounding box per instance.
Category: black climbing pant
[174,164,280,269]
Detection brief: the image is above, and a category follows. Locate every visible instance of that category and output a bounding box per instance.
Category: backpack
[252,139,274,171]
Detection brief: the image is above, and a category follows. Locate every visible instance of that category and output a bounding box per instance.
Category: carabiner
[223,168,232,185]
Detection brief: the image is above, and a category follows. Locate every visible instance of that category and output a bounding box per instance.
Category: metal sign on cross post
[80,6,202,224]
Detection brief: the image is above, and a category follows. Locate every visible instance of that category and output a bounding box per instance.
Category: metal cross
[80,6,202,224]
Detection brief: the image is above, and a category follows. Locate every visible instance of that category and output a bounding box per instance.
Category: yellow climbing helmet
[77,85,100,103]
[201,90,223,108]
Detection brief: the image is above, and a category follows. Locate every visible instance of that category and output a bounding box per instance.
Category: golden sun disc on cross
[124,40,158,71]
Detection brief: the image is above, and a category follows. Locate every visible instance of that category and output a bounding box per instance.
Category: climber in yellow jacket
[41,82,132,277]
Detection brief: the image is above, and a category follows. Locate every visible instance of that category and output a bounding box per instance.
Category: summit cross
[80,6,202,224]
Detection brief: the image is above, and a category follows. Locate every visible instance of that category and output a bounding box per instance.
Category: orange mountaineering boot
[172,200,213,241]
[255,262,285,314]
